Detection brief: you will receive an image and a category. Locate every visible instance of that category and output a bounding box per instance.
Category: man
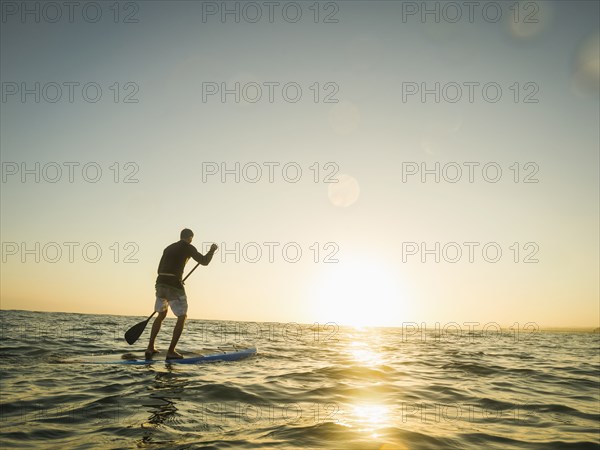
[146,228,218,360]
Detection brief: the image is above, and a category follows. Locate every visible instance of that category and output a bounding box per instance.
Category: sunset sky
[1,1,598,328]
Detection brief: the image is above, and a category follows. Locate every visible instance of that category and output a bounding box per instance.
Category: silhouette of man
[146,228,217,359]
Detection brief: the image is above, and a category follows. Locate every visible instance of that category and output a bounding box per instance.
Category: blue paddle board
[74,346,257,365]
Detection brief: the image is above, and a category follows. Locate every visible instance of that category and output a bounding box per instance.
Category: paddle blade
[124,314,154,345]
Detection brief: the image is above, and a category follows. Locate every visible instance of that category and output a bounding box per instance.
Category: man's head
[180,228,194,243]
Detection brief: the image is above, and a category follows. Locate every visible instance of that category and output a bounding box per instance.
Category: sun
[310,256,410,328]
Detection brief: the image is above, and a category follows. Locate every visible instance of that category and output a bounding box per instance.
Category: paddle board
[73,346,257,365]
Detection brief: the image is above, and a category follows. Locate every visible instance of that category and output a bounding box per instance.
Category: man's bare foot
[144,348,159,359]
[166,350,183,360]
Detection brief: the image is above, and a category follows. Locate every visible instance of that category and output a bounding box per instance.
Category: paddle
[124,261,202,345]
[124,311,156,345]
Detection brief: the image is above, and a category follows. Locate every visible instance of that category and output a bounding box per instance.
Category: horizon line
[1,307,599,332]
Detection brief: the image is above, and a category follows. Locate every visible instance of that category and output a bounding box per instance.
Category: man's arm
[190,243,218,266]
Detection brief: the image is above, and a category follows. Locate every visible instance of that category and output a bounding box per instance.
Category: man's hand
[210,243,218,253]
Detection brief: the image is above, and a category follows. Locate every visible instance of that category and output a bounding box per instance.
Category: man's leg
[167,314,186,359]
[147,310,167,356]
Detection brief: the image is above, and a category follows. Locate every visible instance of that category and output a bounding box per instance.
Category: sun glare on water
[310,258,409,328]
[348,340,384,366]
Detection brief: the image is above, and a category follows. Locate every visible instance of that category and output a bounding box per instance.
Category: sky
[1,0,598,328]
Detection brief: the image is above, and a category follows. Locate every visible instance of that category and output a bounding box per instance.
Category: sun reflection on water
[352,404,389,434]
[349,340,384,366]
[341,402,409,449]
[342,337,401,445]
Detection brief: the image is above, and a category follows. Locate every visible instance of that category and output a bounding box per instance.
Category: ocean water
[0,310,598,449]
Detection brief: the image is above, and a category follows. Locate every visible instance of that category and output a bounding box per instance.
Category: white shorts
[154,284,188,317]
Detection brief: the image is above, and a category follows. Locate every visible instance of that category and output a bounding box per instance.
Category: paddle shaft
[182,261,201,283]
